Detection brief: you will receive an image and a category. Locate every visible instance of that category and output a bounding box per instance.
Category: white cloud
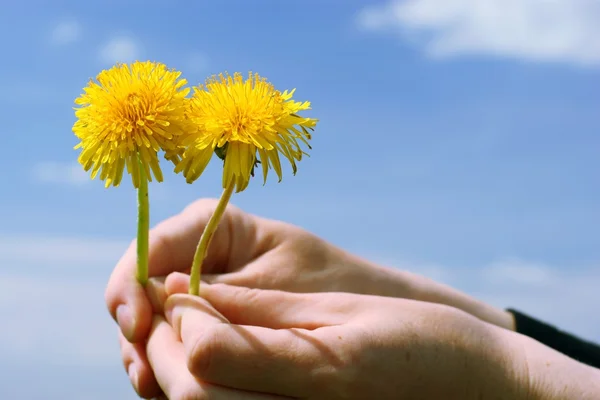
[99,36,141,64]
[475,261,600,342]
[357,0,600,66]
[0,273,118,366]
[31,161,90,186]
[50,21,82,45]
[0,235,129,366]
[482,259,556,286]
[377,256,600,341]
[0,235,128,267]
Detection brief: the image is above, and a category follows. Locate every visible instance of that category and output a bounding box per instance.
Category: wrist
[519,332,600,400]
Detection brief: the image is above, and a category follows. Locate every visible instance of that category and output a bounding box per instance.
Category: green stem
[189,179,236,296]
[136,158,150,287]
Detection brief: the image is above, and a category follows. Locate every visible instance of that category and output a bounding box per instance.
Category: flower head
[177,72,318,192]
[73,61,190,188]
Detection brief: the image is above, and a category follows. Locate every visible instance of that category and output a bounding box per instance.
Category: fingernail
[128,364,139,393]
[116,305,136,340]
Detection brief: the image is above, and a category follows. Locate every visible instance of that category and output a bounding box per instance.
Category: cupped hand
[107,198,385,340]
[107,198,389,397]
[107,198,516,397]
[157,276,530,400]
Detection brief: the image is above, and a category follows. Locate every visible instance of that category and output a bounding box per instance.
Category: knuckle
[215,283,250,300]
[229,285,272,310]
[235,285,261,303]
[149,229,173,255]
[251,269,285,289]
[187,324,226,378]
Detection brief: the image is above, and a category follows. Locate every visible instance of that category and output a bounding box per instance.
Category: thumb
[197,283,353,329]
[165,272,191,294]
[165,274,326,329]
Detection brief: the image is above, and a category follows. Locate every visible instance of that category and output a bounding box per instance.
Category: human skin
[105,199,596,398]
[134,279,600,400]
[106,199,516,397]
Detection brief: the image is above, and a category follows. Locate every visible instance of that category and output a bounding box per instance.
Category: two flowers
[73,61,317,295]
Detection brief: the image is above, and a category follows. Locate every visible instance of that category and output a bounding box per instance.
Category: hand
[125,314,290,400]
[106,198,513,397]
[159,277,531,400]
[109,198,376,397]
[117,278,292,400]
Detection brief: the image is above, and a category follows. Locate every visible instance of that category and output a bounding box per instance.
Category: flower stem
[189,180,236,296]
[136,157,150,287]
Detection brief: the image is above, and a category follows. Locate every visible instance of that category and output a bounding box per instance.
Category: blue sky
[1,1,599,398]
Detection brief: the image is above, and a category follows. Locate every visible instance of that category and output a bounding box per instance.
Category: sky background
[0,0,599,398]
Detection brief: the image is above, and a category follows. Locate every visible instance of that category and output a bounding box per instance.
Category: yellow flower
[73,61,190,188]
[177,72,318,192]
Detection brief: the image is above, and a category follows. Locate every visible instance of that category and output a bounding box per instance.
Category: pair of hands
[105,199,584,399]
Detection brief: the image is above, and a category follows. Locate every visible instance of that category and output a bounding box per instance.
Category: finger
[147,315,288,400]
[164,272,190,294]
[165,276,342,329]
[166,295,329,397]
[164,270,265,295]
[166,274,363,329]
[199,248,299,291]
[200,253,282,288]
[185,246,326,294]
[165,271,223,295]
[105,199,252,342]
[118,330,162,399]
[146,277,168,314]
[201,284,353,328]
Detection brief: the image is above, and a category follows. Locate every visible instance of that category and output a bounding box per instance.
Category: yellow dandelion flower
[177,72,318,193]
[181,72,318,296]
[73,61,190,188]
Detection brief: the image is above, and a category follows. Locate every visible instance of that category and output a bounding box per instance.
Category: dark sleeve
[507,308,600,369]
